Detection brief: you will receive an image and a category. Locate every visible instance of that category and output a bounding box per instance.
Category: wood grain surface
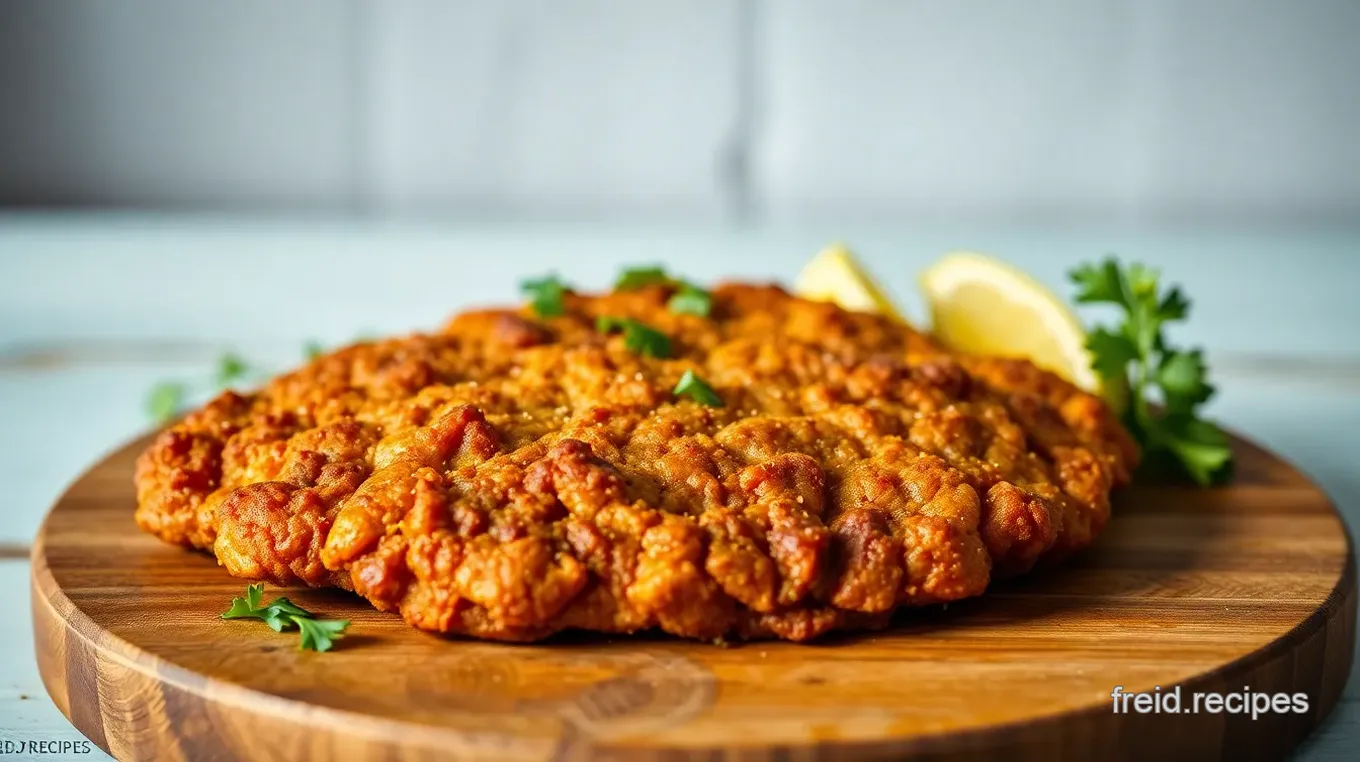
[30,431,1356,762]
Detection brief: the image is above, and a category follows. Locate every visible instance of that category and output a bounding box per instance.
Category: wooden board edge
[26,428,1360,761]
[29,533,579,761]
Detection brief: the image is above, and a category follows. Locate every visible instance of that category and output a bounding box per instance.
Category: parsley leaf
[615,266,671,290]
[1086,327,1140,381]
[613,265,714,318]
[1069,259,1129,308]
[264,596,313,619]
[1158,287,1191,321]
[295,617,350,653]
[673,369,723,407]
[262,610,290,633]
[1070,257,1233,486]
[146,381,187,423]
[596,316,672,358]
[215,353,250,387]
[222,582,267,618]
[521,274,568,318]
[1158,415,1234,486]
[667,284,713,317]
[304,340,326,360]
[1126,263,1160,301]
[1157,350,1214,414]
[221,583,350,652]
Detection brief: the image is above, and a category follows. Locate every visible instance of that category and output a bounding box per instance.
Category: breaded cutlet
[135,283,1137,642]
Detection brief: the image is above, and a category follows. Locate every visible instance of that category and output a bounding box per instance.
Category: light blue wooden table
[1,214,1355,760]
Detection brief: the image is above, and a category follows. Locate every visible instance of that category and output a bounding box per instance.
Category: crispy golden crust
[134,283,1138,642]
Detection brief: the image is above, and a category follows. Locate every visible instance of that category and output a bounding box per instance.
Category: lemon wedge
[794,243,905,320]
[920,251,1101,393]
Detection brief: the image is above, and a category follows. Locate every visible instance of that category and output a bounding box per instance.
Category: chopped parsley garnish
[520,274,568,318]
[303,340,326,360]
[673,369,723,407]
[614,266,671,290]
[146,381,187,423]
[596,316,672,358]
[667,284,713,317]
[214,353,250,387]
[294,617,352,652]
[222,583,350,652]
[614,265,713,317]
[1071,257,1233,485]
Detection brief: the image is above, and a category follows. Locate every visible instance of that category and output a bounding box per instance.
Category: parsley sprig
[520,274,569,318]
[521,274,569,318]
[666,284,713,317]
[1071,257,1232,485]
[596,316,672,358]
[614,266,713,317]
[145,382,189,424]
[222,583,350,652]
[213,352,249,387]
[614,266,671,290]
[673,369,723,407]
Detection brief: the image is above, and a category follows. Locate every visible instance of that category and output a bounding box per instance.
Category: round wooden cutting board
[31,432,1355,762]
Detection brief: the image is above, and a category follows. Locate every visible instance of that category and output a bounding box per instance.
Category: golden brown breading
[134,283,1137,642]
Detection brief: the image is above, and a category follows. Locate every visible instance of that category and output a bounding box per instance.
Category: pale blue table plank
[0,561,113,761]
[0,361,209,546]
[1211,377,1360,712]
[3,214,1360,359]
[1294,699,1360,762]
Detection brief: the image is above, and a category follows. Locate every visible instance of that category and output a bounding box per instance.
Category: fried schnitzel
[135,283,1137,642]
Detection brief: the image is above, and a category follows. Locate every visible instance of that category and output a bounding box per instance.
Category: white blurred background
[2,0,1358,225]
